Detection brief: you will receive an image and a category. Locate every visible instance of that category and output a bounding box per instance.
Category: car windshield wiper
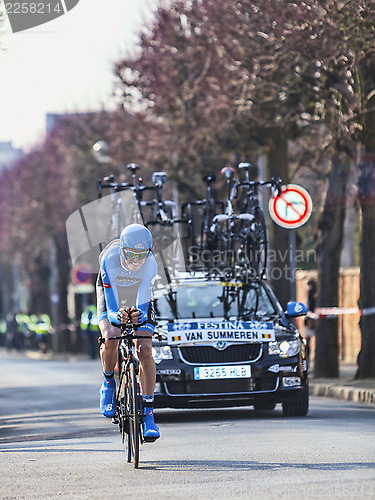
[240,311,257,320]
[256,312,278,321]
[240,310,277,321]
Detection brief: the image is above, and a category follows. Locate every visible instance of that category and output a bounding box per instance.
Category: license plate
[194,365,251,380]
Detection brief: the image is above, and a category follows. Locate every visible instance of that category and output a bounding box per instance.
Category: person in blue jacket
[96,223,159,441]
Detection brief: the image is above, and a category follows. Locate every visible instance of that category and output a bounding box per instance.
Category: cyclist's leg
[99,318,119,373]
[136,300,156,395]
[96,276,119,417]
[96,275,119,372]
[135,333,155,396]
[98,319,119,417]
[136,330,160,441]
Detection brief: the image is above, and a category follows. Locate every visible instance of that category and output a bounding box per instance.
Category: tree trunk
[356,154,375,378]
[0,261,13,317]
[28,254,51,315]
[266,128,290,308]
[56,233,72,353]
[314,150,351,378]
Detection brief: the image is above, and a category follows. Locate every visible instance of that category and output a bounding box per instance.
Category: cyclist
[96,223,160,441]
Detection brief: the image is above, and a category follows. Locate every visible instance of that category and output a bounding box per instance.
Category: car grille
[178,343,262,364]
[164,377,278,395]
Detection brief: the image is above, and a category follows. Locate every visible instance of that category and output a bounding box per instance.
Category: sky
[0,0,158,151]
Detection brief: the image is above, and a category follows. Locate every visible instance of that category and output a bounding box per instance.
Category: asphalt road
[0,350,374,500]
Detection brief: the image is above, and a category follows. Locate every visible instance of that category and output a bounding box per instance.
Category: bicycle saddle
[220,166,235,179]
[152,172,167,186]
[238,162,252,169]
[213,214,230,222]
[127,163,140,172]
[202,174,216,184]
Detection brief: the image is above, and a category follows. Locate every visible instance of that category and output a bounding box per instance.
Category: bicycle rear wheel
[126,361,141,468]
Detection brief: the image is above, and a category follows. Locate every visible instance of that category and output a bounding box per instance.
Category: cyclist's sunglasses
[123,249,150,260]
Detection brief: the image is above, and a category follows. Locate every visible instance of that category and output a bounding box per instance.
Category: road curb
[310,382,375,405]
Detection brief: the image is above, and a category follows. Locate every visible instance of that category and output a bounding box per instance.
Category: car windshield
[154,281,278,320]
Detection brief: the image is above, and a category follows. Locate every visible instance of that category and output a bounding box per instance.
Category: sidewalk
[310,363,375,405]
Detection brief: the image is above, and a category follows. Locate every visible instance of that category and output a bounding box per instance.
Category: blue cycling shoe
[142,407,160,442]
[100,377,116,418]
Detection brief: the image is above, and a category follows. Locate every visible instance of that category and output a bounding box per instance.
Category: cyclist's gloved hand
[117,308,126,324]
[136,309,147,326]
[117,306,141,325]
[129,307,141,325]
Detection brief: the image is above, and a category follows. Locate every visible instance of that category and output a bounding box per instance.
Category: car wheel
[253,401,276,411]
[282,386,309,417]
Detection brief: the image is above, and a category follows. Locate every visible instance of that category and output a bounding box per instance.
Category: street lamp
[92,140,110,164]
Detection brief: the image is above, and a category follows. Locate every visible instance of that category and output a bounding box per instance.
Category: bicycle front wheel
[116,348,127,446]
[126,361,141,468]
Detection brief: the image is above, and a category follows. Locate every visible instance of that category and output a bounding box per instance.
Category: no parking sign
[71,263,93,285]
[269,184,312,229]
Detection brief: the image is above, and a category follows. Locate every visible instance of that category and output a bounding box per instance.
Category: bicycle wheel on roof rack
[200,198,216,252]
[247,209,268,277]
[180,203,197,263]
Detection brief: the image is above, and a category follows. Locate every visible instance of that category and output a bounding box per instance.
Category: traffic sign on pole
[268,184,313,229]
[71,262,93,285]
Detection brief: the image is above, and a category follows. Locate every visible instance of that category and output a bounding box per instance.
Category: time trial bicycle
[99,316,149,468]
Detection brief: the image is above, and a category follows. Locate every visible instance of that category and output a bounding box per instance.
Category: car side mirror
[285,301,308,318]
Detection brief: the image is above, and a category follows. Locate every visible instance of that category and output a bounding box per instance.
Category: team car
[151,271,309,416]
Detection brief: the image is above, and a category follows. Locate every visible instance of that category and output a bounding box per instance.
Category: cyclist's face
[122,248,149,271]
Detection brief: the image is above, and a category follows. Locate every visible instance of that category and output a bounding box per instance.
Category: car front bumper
[152,346,308,409]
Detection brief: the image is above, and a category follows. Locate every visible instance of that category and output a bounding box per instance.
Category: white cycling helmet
[119,224,152,251]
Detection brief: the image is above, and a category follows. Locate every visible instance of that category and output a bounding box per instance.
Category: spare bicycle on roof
[97,161,282,280]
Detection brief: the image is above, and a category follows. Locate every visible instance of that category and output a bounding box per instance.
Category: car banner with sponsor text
[167,320,275,344]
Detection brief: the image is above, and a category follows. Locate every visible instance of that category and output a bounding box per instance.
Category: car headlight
[152,345,173,364]
[268,340,300,358]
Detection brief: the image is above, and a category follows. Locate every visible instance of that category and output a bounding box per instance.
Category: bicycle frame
[180,174,223,262]
[98,166,181,229]
[237,163,282,213]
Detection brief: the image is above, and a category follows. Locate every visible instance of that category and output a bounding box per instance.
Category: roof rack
[161,265,262,284]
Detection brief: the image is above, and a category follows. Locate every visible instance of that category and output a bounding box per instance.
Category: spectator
[304,279,317,357]
[6,312,18,351]
[35,313,52,353]
[80,304,100,359]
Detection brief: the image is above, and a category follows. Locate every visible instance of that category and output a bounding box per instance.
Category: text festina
[167,321,275,343]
